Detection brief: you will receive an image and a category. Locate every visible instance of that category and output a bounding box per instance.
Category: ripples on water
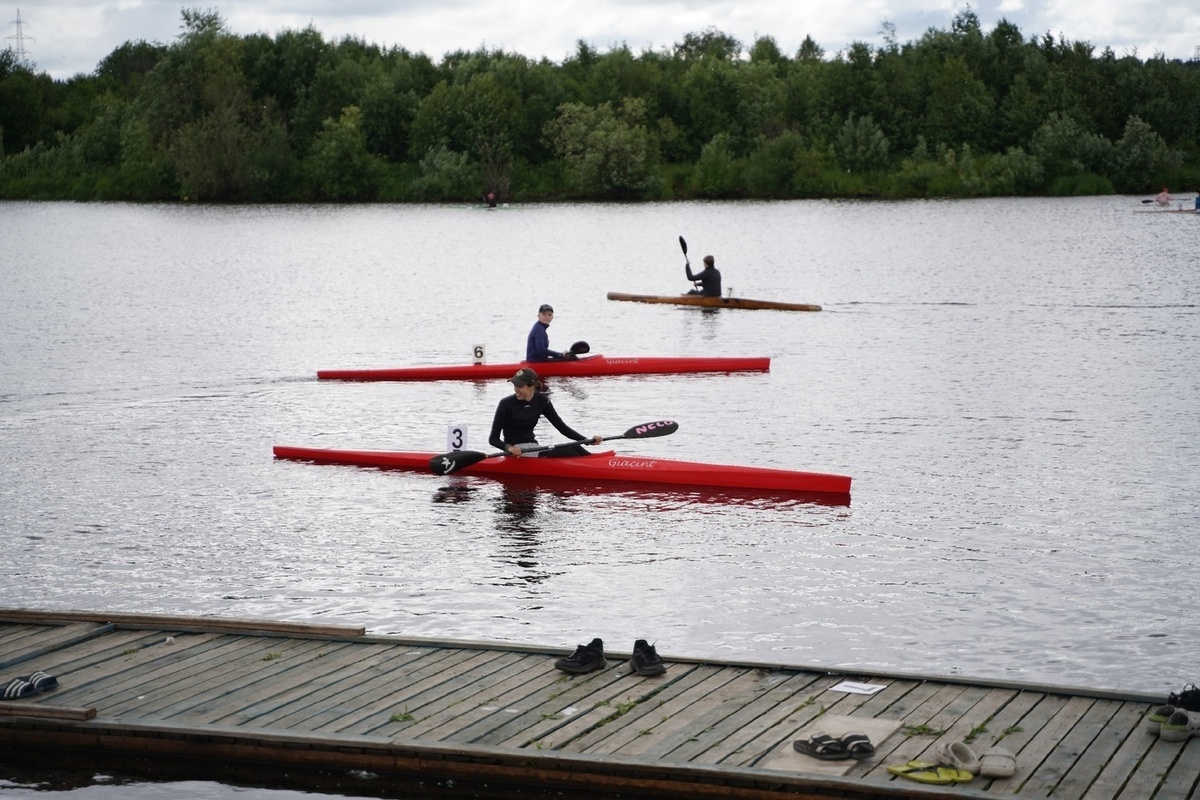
[2,199,1198,724]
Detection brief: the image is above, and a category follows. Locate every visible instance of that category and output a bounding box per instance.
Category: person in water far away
[526,303,567,361]
[686,254,722,297]
[488,368,601,456]
[1156,187,1171,206]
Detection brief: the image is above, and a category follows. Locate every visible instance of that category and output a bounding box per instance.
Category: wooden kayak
[273,446,852,496]
[607,292,822,312]
[317,353,770,382]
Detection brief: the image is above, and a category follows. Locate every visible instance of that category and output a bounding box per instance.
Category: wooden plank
[134,638,335,720]
[676,671,836,765]
[229,644,440,730]
[1081,703,1159,800]
[987,695,1097,793]
[299,648,492,734]
[62,634,262,711]
[1053,700,1145,798]
[461,661,673,748]
[0,701,97,720]
[362,652,539,738]
[0,608,365,638]
[606,668,797,760]
[1115,737,1189,800]
[184,641,381,725]
[0,622,109,669]
[1151,737,1200,799]
[401,654,568,741]
[560,665,754,756]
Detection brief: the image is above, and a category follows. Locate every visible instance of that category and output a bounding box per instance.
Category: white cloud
[10,0,1199,80]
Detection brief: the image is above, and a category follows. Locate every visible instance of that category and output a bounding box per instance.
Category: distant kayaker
[1194,194,1199,210]
[489,368,601,457]
[526,303,567,361]
[686,255,722,297]
[486,191,497,208]
[1156,187,1171,206]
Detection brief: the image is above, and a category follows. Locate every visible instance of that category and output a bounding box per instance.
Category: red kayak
[317,354,769,382]
[272,445,851,496]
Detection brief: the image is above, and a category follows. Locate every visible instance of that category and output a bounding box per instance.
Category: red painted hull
[317,354,769,382]
[273,446,852,497]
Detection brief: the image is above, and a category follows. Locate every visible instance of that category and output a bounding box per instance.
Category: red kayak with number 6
[317,353,769,382]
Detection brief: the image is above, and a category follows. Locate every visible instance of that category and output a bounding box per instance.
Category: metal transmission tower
[6,9,35,67]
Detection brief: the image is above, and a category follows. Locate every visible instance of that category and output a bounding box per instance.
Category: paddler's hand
[589,435,602,445]
[507,445,523,456]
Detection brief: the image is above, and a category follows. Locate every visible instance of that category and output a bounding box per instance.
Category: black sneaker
[555,638,606,674]
[1168,683,1200,712]
[629,639,666,676]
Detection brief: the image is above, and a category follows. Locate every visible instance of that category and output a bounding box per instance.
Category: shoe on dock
[629,639,666,676]
[555,638,606,674]
[1167,683,1200,712]
[1159,709,1200,742]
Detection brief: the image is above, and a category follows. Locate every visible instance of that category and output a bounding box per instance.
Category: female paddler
[488,368,602,457]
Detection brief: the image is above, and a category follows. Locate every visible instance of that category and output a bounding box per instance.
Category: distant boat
[607,292,821,312]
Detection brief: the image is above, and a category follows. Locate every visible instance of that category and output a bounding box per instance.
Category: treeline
[1,8,1198,202]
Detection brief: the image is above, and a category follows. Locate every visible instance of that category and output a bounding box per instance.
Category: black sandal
[839,731,875,759]
[793,732,849,760]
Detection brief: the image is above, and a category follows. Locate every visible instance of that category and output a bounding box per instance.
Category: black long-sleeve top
[489,391,586,450]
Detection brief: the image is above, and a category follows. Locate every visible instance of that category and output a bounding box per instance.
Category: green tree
[303,105,383,199]
[544,98,658,197]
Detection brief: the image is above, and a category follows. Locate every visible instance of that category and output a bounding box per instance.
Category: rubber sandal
[3,678,37,699]
[933,741,980,774]
[1147,704,1175,733]
[839,731,875,759]
[20,671,59,693]
[793,732,848,760]
[979,747,1016,778]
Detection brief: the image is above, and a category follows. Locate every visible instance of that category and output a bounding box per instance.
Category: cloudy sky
[8,0,1200,80]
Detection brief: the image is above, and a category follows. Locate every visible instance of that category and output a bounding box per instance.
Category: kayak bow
[273,446,851,497]
[317,353,770,382]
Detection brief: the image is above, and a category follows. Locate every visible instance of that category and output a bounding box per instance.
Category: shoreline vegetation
[1,8,1197,203]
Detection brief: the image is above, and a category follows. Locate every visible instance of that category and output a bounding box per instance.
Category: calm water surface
[1,197,1198,796]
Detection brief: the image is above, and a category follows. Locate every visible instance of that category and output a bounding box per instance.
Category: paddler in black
[489,368,602,457]
[686,254,722,296]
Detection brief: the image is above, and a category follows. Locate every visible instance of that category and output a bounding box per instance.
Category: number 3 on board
[447,425,467,452]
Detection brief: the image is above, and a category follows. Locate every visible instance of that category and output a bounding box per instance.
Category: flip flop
[793,732,849,760]
[887,762,953,785]
[839,731,875,759]
[888,760,974,784]
[3,678,37,699]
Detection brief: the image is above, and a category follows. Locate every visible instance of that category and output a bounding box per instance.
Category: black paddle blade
[429,450,488,475]
[569,340,590,355]
[622,420,679,439]
[679,235,688,255]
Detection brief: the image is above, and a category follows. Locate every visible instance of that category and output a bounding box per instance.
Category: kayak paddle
[680,235,701,290]
[429,420,679,476]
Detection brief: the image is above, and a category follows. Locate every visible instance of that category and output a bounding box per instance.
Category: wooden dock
[1,609,1195,799]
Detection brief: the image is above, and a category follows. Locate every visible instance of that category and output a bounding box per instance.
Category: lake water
[1,197,1198,797]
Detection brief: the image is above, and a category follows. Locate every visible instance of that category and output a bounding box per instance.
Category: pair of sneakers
[554,638,666,676]
[1146,683,1200,741]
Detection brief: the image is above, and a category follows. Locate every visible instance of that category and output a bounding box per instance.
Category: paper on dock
[830,681,886,695]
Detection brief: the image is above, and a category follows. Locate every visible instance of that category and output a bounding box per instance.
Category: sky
[6,0,1200,81]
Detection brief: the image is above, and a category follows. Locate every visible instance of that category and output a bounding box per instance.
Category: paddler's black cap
[509,367,540,387]
[538,303,554,313]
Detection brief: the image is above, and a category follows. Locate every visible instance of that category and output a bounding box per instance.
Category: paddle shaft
[429,420,678,476]
[680,235,700,288]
